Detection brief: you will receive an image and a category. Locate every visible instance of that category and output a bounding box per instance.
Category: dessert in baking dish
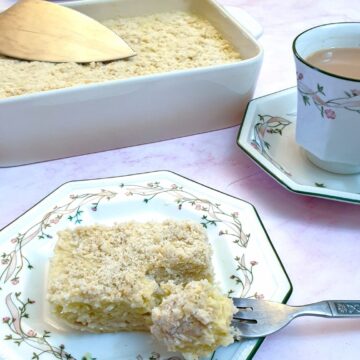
[47,220,214,332]
[0,11,241,98]
[151,280,236,360]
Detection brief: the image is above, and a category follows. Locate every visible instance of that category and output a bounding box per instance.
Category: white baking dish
[0,0,263,166]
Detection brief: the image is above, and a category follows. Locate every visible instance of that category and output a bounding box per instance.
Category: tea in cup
[293,23,360,174]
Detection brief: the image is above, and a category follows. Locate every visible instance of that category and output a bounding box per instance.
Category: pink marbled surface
[1,0,360,359]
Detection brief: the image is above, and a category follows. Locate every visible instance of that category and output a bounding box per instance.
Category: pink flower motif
[91,206,97,212]
[232,212,239,218]
[297,72,304,81]
[219,230,224,236]
[2,317,10,323]
[251,141,260,151]
[250,260,258,266]
[27,330,37,337]
[125,191,132,196]
[313,94,326,106]
[50,218,59,224]
[195,204,202,210]
[69,194,77,199]
[11,278,19,285]
[255,292,265,300]
[325,108,336,119]
[10,238,17,244]
[171,184,178,189]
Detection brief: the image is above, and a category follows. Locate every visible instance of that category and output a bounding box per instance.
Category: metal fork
[232,298,360,338]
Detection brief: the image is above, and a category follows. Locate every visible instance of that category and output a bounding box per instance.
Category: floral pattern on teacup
[297,72,360,119]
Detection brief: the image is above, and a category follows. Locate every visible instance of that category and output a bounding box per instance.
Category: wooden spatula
[0,0,136,63]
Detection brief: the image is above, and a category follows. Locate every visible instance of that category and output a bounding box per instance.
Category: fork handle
[296,301,360,318]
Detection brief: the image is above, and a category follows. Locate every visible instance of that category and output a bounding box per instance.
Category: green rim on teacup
[293,22,360,82]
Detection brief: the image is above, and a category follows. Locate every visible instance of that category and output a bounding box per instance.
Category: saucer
[237,87,360,204]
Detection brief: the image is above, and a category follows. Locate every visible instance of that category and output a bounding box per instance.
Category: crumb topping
[0,11,241,98]
[151,279,236,359]
[48,220,213,303]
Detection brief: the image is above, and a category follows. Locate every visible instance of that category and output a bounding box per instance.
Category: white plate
[0,171,291,360]
[237,87,360,204]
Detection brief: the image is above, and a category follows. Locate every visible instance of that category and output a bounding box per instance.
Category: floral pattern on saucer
[251,114,292,176]
[237,87,360,204]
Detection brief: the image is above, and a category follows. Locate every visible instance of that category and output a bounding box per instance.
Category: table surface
[1,1,360,359]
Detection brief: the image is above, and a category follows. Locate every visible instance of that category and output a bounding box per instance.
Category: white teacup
[293,23,360,174]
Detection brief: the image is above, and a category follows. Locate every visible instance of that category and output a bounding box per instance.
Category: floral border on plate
[0,178,264,360]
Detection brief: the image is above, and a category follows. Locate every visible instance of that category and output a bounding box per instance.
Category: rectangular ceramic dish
[0,0,263,166]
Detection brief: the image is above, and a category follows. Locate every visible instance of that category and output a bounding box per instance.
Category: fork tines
[233,298,257,322]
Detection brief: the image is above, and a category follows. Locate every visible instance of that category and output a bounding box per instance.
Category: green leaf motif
[258,114,265,122]
[315,182,326,188]
[82,353,97,360]
[303,95,310,106]
[317,84,325,96]
[227,289,235,297]
[264,141,271,150]
[149,354,160,360]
